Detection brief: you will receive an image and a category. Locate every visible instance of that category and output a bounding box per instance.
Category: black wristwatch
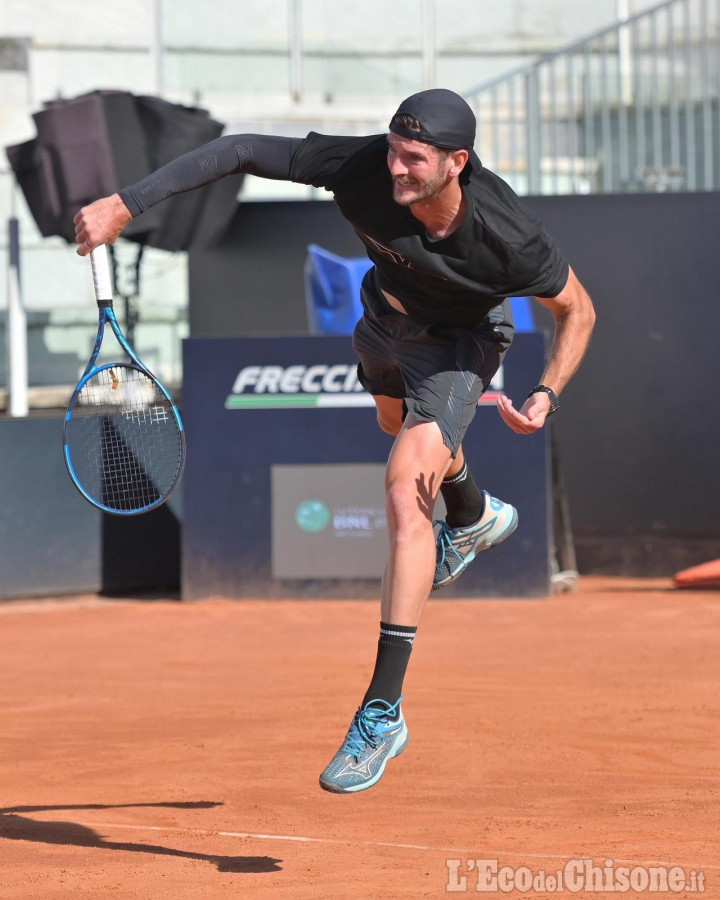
[527,384,559,416]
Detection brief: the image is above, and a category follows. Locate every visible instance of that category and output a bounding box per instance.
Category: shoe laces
[342,698,402,758]
[434,520,465,567]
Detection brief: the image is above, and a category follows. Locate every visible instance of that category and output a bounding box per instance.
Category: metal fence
[464,0,720,194]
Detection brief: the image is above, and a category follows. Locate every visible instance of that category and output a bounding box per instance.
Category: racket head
[63,362,186,515]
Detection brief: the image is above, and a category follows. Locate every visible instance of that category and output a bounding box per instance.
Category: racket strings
[66,365,184,513]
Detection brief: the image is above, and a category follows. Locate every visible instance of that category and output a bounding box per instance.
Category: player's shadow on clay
[0,802,282,874]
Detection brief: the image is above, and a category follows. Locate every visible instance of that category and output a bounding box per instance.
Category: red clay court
[0,577,717,898]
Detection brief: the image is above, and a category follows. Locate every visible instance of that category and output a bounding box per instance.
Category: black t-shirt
[290,132,569,328]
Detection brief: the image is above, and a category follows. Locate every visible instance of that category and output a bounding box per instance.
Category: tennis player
[74,88,596,794]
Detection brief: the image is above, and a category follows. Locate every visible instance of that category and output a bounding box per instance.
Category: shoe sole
[432,507,519,592]
[318,724,410,794]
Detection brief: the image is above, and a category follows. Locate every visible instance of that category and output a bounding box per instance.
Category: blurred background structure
[3,0,718,400]
[1,0,719,597]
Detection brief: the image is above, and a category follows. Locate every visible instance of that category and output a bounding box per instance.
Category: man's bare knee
[385,478,431,532]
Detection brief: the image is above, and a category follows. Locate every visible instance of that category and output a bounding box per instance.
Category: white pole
[423,0,437,90]
[150,0,164,96]
[617,0,633,105]
[289,0,303,103]
[7,216,28,418]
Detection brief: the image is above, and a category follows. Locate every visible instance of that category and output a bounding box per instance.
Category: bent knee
[385,479,433,530]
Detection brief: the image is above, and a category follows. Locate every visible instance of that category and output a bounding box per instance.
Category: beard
[392,169,450,206]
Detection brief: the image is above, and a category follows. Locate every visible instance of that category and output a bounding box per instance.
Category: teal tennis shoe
[433,491,518,591]
[319,698,409,794]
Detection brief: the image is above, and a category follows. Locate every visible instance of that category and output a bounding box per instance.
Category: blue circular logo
[295,500,331,532]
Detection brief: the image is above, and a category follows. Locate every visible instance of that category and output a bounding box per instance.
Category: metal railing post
[7,216,28,418]
[150,0,164,96]
[683,0,697,189]
[525,66,542,194]
[423,0,437,89]
[289,0,303,103]
[699,0,714,187]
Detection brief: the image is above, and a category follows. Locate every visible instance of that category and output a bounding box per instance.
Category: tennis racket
[63,245,186,515]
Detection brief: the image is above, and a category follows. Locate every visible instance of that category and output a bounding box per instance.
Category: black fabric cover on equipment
[5,139,64,238]
[5,90,240,251]
[126,95,231,250]
[9,92,150,242]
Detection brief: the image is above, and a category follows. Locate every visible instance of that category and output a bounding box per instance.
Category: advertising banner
[182,334,550,599]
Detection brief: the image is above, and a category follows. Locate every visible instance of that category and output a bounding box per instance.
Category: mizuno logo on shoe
[337,744,387,777]
[454,517,498,549]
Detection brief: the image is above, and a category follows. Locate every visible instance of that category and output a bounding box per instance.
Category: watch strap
[527,384,559,415]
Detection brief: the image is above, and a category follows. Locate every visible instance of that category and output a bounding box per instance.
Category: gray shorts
[353,271,511,455]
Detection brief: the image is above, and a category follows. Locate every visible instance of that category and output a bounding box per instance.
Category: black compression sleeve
[118,134,304,216]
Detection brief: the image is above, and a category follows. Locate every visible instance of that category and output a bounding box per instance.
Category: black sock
[362,622,417,712]
[440,462,484,528]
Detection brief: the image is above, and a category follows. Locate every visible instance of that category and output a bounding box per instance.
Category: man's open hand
[497,392,551,434]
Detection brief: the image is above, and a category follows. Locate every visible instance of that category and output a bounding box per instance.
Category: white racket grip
[90,246,113,302]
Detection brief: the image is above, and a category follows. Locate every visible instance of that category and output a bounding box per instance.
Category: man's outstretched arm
[73,133,302,255]
[497,266,596,434]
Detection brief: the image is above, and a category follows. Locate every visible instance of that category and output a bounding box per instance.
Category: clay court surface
[0,577,717,899]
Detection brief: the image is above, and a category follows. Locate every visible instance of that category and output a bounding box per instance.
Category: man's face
[386,133,453,206]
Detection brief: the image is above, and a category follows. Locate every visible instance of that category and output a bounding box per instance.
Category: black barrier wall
[0,417,181,599]
[182,334,551,600]
[189,192,720,575]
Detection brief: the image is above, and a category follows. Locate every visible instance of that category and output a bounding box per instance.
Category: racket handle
[89,245,113,304]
